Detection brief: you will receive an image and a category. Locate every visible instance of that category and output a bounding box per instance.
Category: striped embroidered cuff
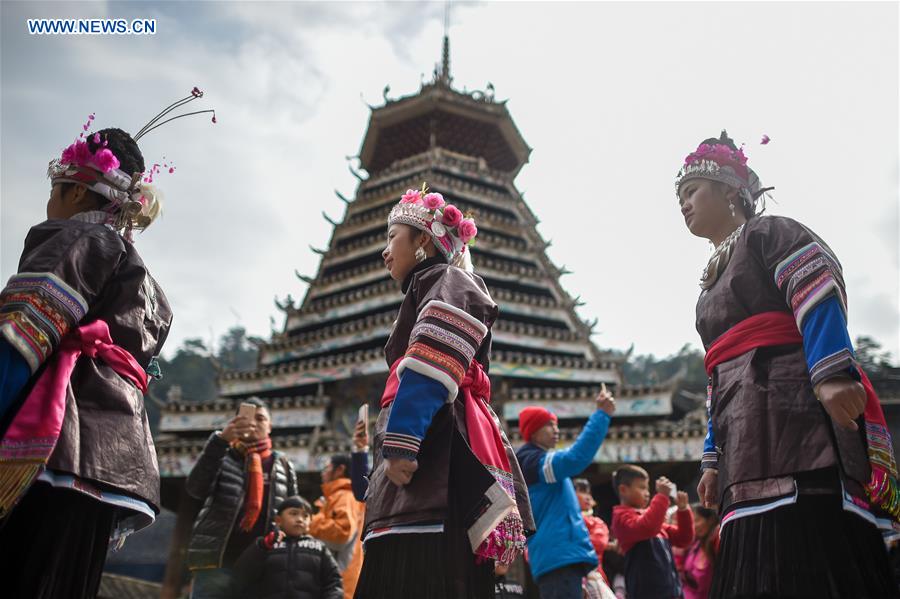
[382,432,422,460]
[774,242,847,330]
[810,348,856,388]
[0,272,88,372]
[397,300,488,401]
[700,452,719,471]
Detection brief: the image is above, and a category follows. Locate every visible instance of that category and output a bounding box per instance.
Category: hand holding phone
[354,404,370,451]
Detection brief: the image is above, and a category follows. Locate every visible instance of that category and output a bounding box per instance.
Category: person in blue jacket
[515,390,616,599]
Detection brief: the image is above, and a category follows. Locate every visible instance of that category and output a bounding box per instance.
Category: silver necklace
[700,223,745,288]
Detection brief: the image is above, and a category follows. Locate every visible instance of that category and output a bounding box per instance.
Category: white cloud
[2,1,897,360]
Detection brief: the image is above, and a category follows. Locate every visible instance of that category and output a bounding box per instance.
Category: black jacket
[231,535,343,599]
[186,433,298,569]
[624,537,682,599]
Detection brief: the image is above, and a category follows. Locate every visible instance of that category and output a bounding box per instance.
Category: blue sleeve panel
[0,339,32,421]
[382,369,447,460]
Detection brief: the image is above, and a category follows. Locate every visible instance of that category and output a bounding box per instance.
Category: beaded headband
[387,183,477,272]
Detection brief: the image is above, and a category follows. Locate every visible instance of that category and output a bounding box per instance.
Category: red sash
[705,311,900,521]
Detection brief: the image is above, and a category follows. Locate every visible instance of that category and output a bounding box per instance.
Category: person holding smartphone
[184,397,298,598]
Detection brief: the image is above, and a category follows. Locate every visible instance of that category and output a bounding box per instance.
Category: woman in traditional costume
[0,91,213,598]
[354,185,534,599]
[679,131,899,598]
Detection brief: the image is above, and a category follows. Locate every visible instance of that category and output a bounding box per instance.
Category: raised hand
[656,476,674,498]
[596,383,616,416]
[353,420,369,451]
[219,415,252,443]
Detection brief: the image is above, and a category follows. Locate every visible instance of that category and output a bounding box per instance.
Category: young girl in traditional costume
[679,131,898,598]
[0,91,213,598]
[354,185,534,599]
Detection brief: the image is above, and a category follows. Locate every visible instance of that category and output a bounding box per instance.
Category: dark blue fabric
[350,451,369,502]
[516,443,544,486]
[0,339,31,421]
[383,369,446,457]
[703,415,714,454]
[624,537,682,599]
[536,563,589,599]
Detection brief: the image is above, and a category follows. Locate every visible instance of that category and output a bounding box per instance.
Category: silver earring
[415,247,426,263]
[728,201,736,219]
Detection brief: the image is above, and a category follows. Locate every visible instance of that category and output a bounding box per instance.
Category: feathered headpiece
[47,87,216,241]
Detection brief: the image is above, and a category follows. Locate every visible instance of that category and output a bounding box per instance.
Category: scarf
[232,437,273,532]
[0,320,148,518]
[380,358,525,564]
[704,310,900,521]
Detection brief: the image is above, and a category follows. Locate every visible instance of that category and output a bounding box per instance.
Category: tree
[216,326,261,372]
[855,336,895,375]
[623,343,707,390]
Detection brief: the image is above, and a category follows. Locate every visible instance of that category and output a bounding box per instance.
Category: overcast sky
[2,1,897,362]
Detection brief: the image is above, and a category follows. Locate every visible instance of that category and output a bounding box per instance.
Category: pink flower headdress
[388,182,478,272]
[675,129,774,216]
[48,88,216,241]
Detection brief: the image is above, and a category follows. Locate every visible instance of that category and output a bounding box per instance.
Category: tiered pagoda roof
[156,40,700,478]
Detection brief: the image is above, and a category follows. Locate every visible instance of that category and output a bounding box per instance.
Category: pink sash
[0,320,148,517]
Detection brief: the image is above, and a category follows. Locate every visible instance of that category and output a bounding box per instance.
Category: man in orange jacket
[310,454,364,599]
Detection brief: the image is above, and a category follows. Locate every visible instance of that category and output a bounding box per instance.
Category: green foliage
[144,327,261,431]
[216,326,262,372]
[854,336,895,375]
[623,343,707,390]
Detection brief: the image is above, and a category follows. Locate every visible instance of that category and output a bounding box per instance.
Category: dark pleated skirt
[711,493,899,599]
[0,482,114,599]
[354,529,495,599]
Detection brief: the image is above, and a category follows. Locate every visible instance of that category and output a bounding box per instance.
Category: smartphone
[239,402,257,421]
[669,482,678,500]
[357,404,369,438]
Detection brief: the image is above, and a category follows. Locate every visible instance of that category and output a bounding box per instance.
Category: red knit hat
[519,407,557,443]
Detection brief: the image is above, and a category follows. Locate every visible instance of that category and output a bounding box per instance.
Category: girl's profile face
[382,224,424,282]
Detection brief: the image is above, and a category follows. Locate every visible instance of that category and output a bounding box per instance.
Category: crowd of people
[0,89,897,599]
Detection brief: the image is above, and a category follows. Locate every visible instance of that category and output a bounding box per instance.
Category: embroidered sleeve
[800,296,857,387]
[760,218,857,387]
[0,227,123,373]
[774,237,847,333]
[0,272,88,372]
[396,299,488,400]
[384,299,489,460]
[383,367,454,460]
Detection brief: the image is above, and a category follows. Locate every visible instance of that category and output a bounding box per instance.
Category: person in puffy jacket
[186,398,298,598]
[232,496,343,599]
